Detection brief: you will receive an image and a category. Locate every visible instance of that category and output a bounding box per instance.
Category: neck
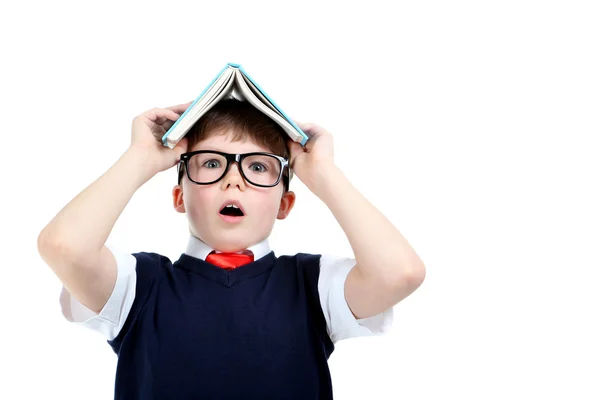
[185,235,272,261]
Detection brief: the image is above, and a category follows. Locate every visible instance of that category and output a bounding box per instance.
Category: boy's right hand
[129,101,193,175]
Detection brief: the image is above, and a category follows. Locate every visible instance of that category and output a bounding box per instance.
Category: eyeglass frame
[177,150,291,189]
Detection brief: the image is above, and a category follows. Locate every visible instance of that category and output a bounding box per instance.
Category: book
[161,63,308,149]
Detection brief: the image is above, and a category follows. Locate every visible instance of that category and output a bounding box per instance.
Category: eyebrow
[193,148,272,154]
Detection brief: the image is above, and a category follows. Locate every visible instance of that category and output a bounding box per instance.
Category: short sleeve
[317,254,394,344]
[59,244,137,341]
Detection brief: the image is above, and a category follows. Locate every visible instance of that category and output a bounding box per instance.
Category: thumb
[288,140,304,164]
[172,137,189,160]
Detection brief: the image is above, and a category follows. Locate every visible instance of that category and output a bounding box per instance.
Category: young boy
[38,99,425,399]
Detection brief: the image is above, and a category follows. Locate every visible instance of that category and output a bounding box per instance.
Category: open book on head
[161,63,309,149]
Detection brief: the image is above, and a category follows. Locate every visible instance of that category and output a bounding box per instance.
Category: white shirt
[60,236,393,344]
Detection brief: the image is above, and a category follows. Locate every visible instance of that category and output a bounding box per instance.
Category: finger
[162,119,176,131]
[293,120,309,131]
[173,137,189,158]
[167,101,193,114]
[150,124,167,142]
[293,120,315,131]
[293,121,325,138]
[148,108,181,123]
[167,100,193,111]
[287,140,304,165]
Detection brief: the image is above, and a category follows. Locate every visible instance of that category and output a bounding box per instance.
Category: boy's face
[172,129,296,252]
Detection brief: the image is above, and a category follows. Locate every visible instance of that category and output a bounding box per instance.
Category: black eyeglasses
[178,150,290,188]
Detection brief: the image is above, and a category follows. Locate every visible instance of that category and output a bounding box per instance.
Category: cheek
[183,187,214,221]
[252,193,282,219]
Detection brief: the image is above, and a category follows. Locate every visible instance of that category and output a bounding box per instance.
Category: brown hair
[178,98,291,191]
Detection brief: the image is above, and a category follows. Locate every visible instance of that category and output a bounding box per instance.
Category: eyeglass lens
[187,152,282,186]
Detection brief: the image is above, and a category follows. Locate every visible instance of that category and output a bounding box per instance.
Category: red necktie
[205,252,254,270]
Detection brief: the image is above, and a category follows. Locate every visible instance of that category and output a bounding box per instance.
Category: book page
[187,70,235,121]
[232,70,302,143]
[240,74,285,118]
[239,71,305,144]
[165,68,236,147]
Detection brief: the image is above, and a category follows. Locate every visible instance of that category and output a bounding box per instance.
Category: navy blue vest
[107,251,335,399]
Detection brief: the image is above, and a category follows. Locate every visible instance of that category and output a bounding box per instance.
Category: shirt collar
[185,235,271,261]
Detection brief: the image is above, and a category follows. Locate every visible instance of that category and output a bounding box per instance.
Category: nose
[221,162,247,190]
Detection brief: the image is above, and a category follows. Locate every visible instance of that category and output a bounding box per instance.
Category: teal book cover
[162,63,308,147]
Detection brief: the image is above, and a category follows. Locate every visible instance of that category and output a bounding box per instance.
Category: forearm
[313,165,424,282]
[38,147,155,260]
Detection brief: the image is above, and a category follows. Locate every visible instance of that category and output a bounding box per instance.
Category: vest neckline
[174,251,277,287]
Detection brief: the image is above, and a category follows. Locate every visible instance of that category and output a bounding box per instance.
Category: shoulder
[276,252,322,266]
[274,252,356,278]
[132,251,173,266]
[315,254,355,302]
[118,250,175,311]
[131,251,174,278]
[57,248,172,343]
[275,253,323,283]
[315,253,395,343]
[104,250,173,350]
[275,252,352,265]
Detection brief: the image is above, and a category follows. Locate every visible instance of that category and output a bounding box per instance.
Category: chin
[206,233,259,253]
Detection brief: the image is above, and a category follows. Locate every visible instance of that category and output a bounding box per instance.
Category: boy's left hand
[287,121,336,193]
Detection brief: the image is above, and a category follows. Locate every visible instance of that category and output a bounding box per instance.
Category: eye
[202,159,221,169]
[249,162,267,173]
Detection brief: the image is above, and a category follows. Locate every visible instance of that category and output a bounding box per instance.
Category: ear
[172,184,186,213]
[277,191,296,220]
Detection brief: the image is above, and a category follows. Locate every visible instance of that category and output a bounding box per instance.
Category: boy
[38,99,426,399]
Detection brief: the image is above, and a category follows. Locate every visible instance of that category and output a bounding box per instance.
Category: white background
[1,0,599,399]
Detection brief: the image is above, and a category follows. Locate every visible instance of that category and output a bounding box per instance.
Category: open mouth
[220,204,245,217]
